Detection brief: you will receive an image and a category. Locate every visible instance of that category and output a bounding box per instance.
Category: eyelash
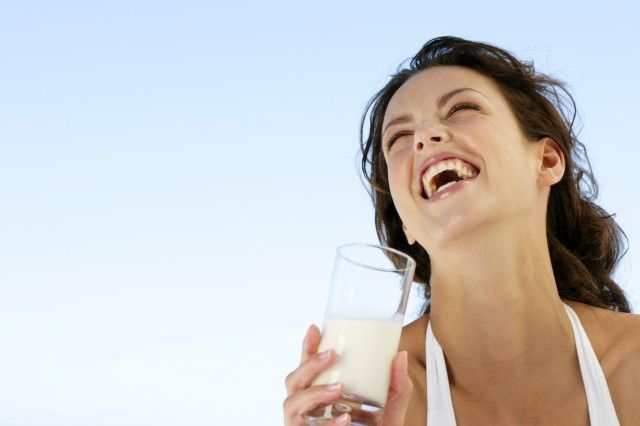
[384,102,480,149]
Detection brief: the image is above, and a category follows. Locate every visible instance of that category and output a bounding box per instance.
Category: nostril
[431,136,441,142]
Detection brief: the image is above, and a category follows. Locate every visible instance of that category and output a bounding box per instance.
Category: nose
[414,123,448,153]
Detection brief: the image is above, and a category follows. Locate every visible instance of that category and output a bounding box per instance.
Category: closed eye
[447,102,480,118]
[384,102,480,150]
[384,130,413,150]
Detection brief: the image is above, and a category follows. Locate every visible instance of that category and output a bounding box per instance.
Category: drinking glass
[304,243,416,425]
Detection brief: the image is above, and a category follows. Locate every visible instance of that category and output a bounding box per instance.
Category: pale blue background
[1,1,638,425]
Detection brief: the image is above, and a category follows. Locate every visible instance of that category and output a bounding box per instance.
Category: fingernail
[318,349,333,359]
[303,326,311,348]
[335,413,350,425]
[326,382,342,391]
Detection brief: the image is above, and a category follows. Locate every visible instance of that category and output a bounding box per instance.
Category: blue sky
[1,1,639,424]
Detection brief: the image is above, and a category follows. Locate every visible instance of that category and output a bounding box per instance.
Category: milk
[311,314,403,406]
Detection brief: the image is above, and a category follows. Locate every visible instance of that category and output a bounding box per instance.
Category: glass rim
[336,242,416,273]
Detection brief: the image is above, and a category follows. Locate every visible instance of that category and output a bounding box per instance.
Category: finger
[381,351,413,426]
[283,382,344,424]
[326,413,351,426]
[300,324,321,363]
[286,349,337,395]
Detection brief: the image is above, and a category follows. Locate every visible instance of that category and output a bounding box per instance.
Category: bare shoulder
[561,299,640,354]
[601,307,640,425]
[563,299,640,423]
[399,314,429,426]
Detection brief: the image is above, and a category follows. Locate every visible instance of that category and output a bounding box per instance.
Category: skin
[383,65,640,424]
[398,300,640,425]
[283,65,640,425]
[383,65,574,412]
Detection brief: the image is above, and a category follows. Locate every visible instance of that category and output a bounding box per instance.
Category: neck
[427,217,578,409]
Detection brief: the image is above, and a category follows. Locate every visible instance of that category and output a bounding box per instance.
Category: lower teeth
[435,180,458,194]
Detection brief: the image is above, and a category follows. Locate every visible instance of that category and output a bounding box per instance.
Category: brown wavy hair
[359,36,632,314]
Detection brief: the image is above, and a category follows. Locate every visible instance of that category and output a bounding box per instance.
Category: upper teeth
[422,158,478,198]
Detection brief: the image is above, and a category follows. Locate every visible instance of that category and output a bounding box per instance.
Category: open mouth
[421,159,480,200]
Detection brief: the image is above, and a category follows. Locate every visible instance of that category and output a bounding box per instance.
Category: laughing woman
[283,36,639,425]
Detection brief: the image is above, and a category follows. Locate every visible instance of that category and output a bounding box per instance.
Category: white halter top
[425,302,620,425]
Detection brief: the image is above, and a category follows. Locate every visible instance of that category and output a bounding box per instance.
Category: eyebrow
[382,87,483,135]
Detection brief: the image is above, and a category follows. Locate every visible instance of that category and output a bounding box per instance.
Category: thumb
[381,351,413,426]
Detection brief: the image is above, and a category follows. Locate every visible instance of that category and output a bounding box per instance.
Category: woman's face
[382,66,548,249]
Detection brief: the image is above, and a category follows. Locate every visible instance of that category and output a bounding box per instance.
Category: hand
[284,324,347,425]
[283,325,413,426]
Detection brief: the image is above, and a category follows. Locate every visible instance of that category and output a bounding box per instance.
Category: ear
[536,137,565,187]
[402,223,416,245]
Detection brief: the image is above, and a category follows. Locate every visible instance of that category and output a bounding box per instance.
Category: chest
[400,305,639,425]
[448,387,591,426]
[405,379,592,425]
[404,359,597,426]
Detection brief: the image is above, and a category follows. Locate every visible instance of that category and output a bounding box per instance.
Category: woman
[283,36,640,425]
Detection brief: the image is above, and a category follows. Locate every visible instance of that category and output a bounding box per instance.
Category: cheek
[385,152,412,191]
[490,150,538,203]
[387,161,419,227]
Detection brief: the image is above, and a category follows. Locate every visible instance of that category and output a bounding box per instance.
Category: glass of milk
[305,243,416,426]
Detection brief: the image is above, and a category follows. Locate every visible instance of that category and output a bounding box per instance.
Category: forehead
[384,66,502,118]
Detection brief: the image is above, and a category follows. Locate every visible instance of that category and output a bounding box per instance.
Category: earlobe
[537,137,565,186]
[402,223,416,245]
